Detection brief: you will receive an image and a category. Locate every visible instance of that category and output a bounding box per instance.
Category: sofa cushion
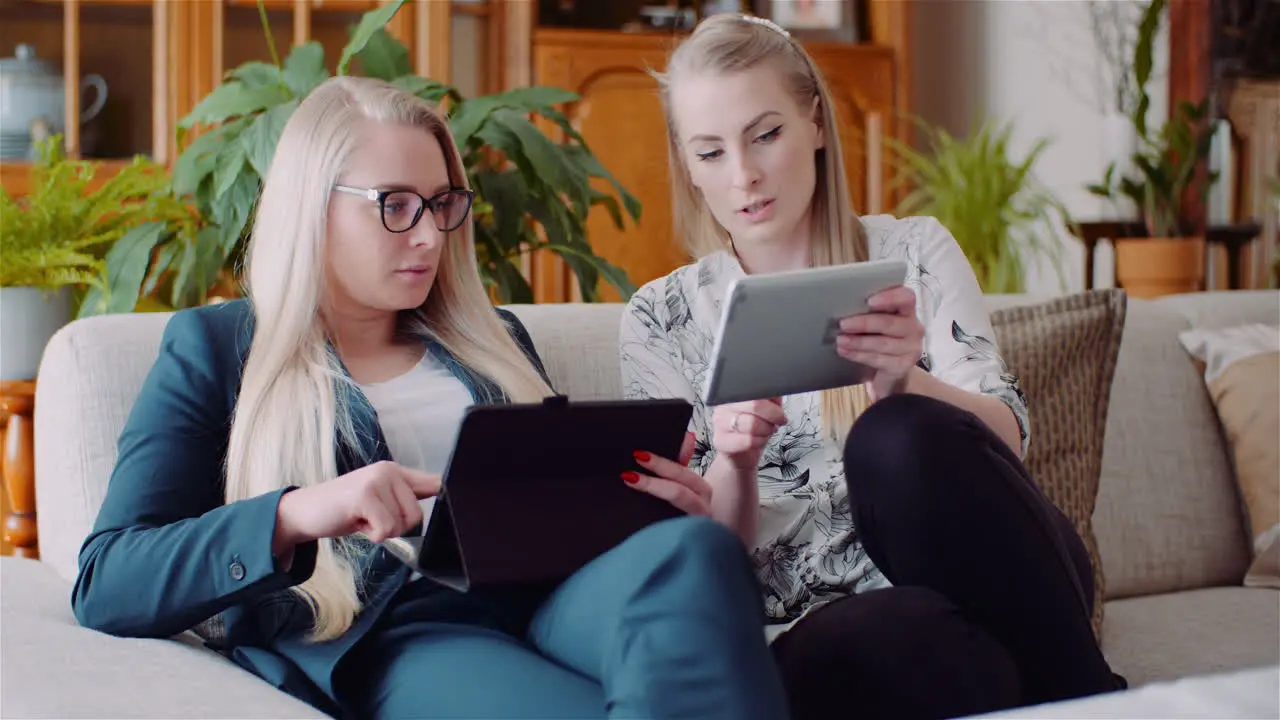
[0,557,328,719]
[989,289,1127,638]
[1100,586,1280,687]
[1090,293,1277,600]
[505,303,627,400]
[1178,323,1280,589]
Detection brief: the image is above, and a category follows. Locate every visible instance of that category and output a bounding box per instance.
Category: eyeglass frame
[331,184,476,234]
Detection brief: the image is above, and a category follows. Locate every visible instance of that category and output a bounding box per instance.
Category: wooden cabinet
[531,29,684,304]
[529,27,907,303]
[0,0,502,191]
[2,0,911,304]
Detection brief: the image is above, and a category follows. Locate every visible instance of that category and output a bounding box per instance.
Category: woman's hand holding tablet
[834,284,927,401]
[701,259,910,406]
[625,432,714,516]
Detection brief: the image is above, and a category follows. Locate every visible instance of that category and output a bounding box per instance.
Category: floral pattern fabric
[618,214,1031,625]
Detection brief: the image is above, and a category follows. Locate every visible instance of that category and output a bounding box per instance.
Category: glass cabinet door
[0,0,159,193]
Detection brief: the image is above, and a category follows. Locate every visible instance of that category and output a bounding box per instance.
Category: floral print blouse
[618,214,1031,630]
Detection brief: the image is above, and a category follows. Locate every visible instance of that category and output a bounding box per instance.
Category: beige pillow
[990,288,1128,640]
[1178,323,1280,589]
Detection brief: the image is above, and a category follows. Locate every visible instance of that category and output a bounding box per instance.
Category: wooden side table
[1,380,38,559]
[1073,221,1262,291]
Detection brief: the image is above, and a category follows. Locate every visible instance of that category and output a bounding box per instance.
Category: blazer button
[229,560,247,581]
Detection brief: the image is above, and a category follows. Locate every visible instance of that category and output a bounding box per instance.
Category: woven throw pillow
[989,288,1128,639]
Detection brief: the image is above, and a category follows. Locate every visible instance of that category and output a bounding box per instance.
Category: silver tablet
[702,259,909,406]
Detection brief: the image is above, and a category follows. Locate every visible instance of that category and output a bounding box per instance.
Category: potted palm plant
[887,118,1070,294]
[1086,0,1218,298]
[0,136,185,379]
[96,0,638,313]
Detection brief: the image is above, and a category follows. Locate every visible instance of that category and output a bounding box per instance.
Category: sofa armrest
[0,557,328,719]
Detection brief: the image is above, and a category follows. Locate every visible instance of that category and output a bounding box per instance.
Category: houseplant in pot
[101,0,638,312]
[1087,97,1218,298]
[0,135,186,380]
[1086,0,1218,298]
[887,118,1071,294]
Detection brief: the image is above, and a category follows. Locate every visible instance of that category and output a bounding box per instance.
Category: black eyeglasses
[332,184,475,233]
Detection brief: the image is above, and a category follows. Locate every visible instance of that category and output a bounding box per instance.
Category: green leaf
[487,257,534,304]
[589,188,625,229]
[241,99,299,178]
[472,169,528,254]
[356,28,411,81]
[544,242,636,300]
[178,82,291,129]
[565,144,642,222]
[172,123,238,197]
[228,61,284,90]
[101,222,169,314]
[337,0,408,76]
[478,109,589,211]
[391,75,459,106]
[283,41,328,97]
[142,241,180,298]
[195,227,228,303]
[213,140,248,199]
[449,86,581,148]
[212,173,261,253]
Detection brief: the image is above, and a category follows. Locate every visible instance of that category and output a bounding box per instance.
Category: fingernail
[633,450,651,463]
[621,471,640,485]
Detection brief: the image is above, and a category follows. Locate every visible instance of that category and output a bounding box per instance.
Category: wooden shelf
[0,158,137,196]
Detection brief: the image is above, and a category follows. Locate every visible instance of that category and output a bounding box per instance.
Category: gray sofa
[2,291,1277,718]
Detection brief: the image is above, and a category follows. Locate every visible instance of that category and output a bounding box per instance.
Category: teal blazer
[71,298,552,717]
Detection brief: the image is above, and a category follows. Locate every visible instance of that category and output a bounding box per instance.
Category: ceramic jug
[0,44,107,158]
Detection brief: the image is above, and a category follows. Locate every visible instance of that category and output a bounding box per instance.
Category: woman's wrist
[272,489,307,559]
[706,453,760,545]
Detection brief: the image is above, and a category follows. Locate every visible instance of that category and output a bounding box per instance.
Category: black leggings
[770,393,1123,720]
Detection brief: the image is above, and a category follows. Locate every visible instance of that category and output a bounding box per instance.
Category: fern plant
[99,0,638,313]
[0,136,191,311]
[887,119,1071,294]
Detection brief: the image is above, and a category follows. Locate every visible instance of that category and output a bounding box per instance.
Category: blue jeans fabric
[337,516,789,719]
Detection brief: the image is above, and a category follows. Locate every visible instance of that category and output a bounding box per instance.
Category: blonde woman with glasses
[71,76,788,720]
[619,13,1126,720]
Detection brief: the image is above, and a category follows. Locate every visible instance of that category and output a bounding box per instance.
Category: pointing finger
[398,467,442,499]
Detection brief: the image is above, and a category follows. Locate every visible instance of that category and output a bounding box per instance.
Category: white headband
[741,14,791,38]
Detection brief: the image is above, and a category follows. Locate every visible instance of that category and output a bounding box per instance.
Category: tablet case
[391,395,694,592]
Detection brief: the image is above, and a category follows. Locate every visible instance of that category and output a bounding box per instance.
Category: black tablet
[384,395,695,592]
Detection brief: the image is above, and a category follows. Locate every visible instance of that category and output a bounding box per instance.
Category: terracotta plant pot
[1114,236,1206,299]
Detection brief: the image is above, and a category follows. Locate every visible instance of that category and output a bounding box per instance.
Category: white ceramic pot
[0,286,72,381]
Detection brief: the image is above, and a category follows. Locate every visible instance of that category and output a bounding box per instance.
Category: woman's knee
[623,516,759,598]
[631,516,746,568]
[842,394,979,503]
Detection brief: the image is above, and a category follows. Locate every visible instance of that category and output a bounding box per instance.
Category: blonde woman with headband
[620,13,1126,720]
[71,76,788,720]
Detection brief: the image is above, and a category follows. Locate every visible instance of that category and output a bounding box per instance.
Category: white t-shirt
[619,214,1032,638]
[357,350,474,534]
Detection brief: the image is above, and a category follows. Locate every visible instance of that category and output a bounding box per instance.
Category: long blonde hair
[224,76,552,642]
[655,13,872,440]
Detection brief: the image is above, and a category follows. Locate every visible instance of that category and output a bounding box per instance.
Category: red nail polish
[633,450,651,463]
[621,471,640,484]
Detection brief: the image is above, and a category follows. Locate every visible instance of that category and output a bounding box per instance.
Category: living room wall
[911,0,1171,296]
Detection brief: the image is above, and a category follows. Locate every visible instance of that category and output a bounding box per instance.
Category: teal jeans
[338,516,789,719]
